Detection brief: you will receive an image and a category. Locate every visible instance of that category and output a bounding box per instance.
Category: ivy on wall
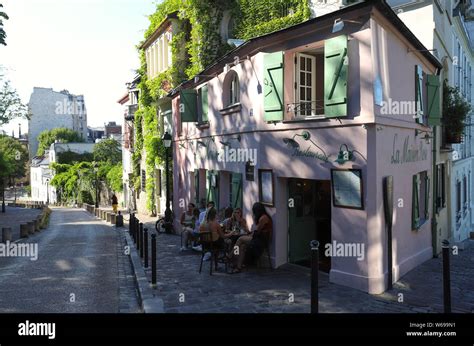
[134,0,310,214]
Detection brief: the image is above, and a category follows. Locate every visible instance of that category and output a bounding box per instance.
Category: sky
[0,0,158,135]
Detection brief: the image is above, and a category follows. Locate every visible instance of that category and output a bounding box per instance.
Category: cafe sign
[390,134,428,165]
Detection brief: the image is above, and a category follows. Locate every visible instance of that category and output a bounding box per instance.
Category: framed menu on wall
[258,169,274,207]
[331,169,364,210]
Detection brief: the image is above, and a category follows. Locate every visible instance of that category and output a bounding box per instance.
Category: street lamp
[93,162,99,208]
[45,178,50,205]
[162,131,173,234]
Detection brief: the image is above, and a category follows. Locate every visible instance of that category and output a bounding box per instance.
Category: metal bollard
[151,233,157,287]
[137,222,143,251]
[129,213,134,234]
[442,240,451,313]
[2,227,12,242]
[144,228,149,268]
[140,223,144,259]
[310,240,319,314]
[116,211,123,227]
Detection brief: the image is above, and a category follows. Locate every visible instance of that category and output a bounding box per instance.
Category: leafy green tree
[93,138,121,165]
[0,4,8,46]
[106,164,123,193]
[0,68,29,126]
[36,128,84,156]
[0,135,28,181]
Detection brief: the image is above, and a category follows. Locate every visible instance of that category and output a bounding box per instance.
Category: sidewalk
[128,211,474,313]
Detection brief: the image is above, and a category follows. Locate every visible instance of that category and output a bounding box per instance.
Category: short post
[116,211,123,227]
[27,221,35,235]
[151,233,157,287]
[106,212,111,223]
[140,223,144,259]
[144,228,149,268]
[2,227,12,242]
[310,240,319,314]
[129,213,134,234]
[20,224,29,238]
[34,218,40,232]
[137,222,143,251]
[442,240,451,313]
[110,213,116,225]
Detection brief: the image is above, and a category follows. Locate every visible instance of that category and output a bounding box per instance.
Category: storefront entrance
[288,179,331,272]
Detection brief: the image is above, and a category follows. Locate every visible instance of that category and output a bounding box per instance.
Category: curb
[122,227,164,313]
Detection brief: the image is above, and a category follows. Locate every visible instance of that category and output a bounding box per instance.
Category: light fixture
[332,18,345,33]
[415,129,434,144]
[335,144,355,165]
[162,132,172,148]
[283,138,300,149]
[197,141,207,148]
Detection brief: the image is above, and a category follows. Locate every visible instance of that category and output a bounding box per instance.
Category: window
[436,164,446,212]
[463,175,468,212]
[456,180,461,221]
[296,53,317,117]
[412,171,429,230]
[229,72,240,106]
[141,169,146,191]
[415,65,425,124]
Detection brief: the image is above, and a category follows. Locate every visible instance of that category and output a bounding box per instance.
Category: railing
[287,100,325,118]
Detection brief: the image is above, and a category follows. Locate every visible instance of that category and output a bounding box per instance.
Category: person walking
[111,193,118,214]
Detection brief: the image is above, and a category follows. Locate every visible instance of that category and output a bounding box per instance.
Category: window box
[220,103,241,116]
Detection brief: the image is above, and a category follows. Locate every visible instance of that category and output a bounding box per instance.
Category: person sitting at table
[180,203,195,251]
[223,208,250,253]
[230,202,272,273]
[199,207,236,253]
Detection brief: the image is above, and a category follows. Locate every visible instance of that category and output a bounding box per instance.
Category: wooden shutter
[206,170,219,209]
[415,65,424,123]
[200,85,209,123]
[324,35,348,117]
[426,75,441,126]
[231,173,243,209]
[263,52,284,122]
[412,174,420,229]
[180,89,198,123]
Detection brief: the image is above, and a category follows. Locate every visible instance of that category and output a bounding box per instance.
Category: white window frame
[229,73,240,106]
[295,53,317,117]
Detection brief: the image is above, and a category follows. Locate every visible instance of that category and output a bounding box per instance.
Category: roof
[117,93,129,105]
[140,11,179,50]
[169,0,442,96]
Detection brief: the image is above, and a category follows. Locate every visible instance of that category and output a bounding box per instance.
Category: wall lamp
[335,144,355,165]
[332,18,364,33]
[415,129,434,144]
[220,135,242,147]
[283,131,328,158]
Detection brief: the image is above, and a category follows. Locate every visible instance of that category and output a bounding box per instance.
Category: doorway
[288,179,331,272]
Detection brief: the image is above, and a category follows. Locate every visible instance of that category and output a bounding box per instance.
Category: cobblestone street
[132,214,474,313]
[0,207,140,313]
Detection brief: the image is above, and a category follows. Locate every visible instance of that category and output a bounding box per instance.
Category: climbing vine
[134,0,310,214]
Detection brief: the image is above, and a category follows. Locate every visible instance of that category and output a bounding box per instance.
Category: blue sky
[0,0,158,134]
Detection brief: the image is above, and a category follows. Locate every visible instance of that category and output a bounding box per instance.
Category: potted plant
[443,80,471,144]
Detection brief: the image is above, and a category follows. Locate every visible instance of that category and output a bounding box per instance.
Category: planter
[445,131,463,144]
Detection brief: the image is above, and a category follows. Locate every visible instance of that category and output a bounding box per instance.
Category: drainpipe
[431,126,438,257]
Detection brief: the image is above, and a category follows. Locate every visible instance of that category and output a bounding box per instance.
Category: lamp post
[93,162,99,208]
[162,132,172,234]
[45,178,50,205]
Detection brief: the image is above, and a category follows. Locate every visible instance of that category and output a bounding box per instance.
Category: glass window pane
[300,57,305,70]
[300,72,305,85]
[307,73,312,87]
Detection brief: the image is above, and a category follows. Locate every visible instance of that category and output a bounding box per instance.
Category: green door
[206,170,219,210]
[288,179,331,270]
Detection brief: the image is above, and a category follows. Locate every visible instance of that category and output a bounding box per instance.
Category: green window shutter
[231,173,243,209]
[263,51,284,122]
[424,175,430,219]
[324,35,348,118]
[412,174,420,229]
[180,89,198,123]
[201,85,209,123]
[206,170,219,209]
[415,65,424,124]
[426,75,441,126]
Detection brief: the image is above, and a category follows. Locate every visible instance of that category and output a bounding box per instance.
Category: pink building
[168,1,442,294]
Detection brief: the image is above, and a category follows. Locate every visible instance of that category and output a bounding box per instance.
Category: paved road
[130,213,474,313]
[0,207,140,313]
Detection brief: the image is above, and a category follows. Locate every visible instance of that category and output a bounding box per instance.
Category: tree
[0,135,28,181]
[0,3,8,46]
[106,164,123,192]
[93,138,122,165]
[0,69,29,126]
[36,128,84,156]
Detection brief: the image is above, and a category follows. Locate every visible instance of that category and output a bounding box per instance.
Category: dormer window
[226,70,240,107]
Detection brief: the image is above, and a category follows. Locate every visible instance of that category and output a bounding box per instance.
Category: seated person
[181,208,200,251]
[180,203,195,251]
[230,202,272,273]
[199,207,236,252]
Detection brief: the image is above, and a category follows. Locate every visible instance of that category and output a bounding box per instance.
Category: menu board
[331,169,364,209]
